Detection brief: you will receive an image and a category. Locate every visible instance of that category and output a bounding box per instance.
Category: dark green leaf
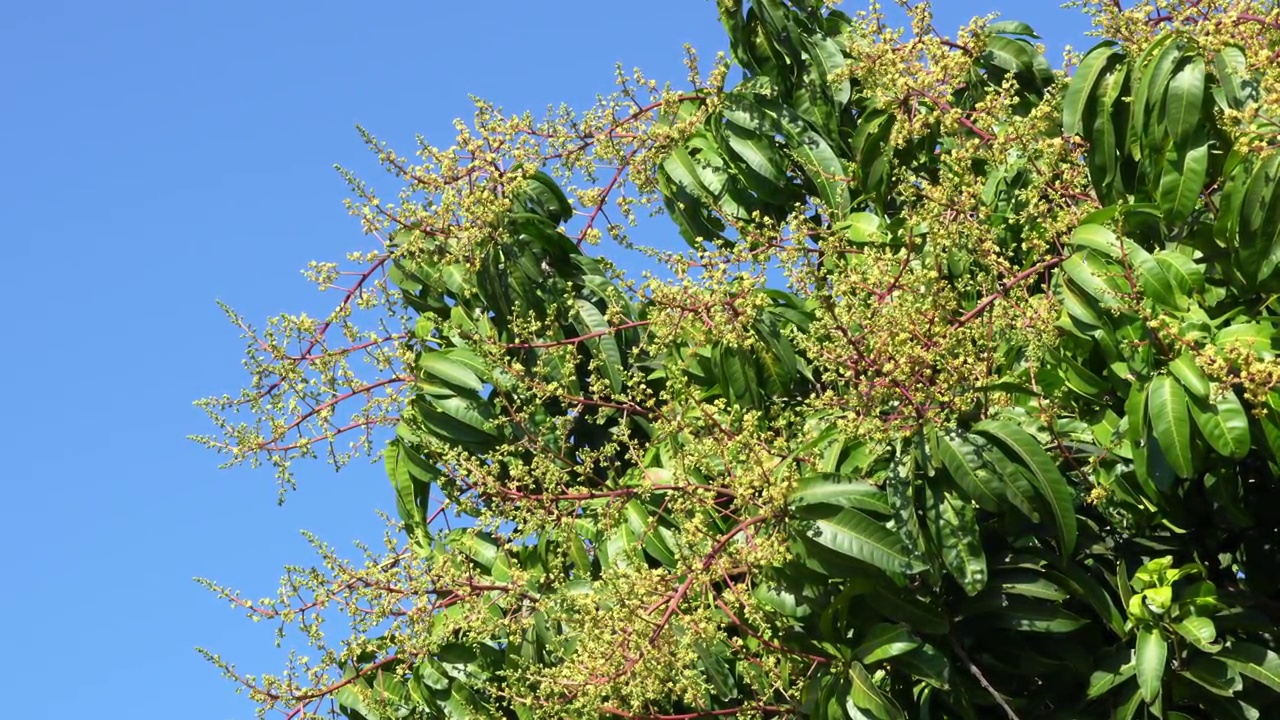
[974,419,1077,556]
[1147,375,1195,479]
[1219,642,1280,692]
[797,504,924,575]
[1063,42,1120,137]
[1165,54,1206,148]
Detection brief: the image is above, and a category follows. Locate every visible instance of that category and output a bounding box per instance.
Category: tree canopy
[197,1,1280,718]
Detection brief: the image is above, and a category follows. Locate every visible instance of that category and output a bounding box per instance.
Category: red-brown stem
[951,256,1065,329]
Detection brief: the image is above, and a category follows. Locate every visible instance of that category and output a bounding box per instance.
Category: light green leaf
[853,623,921,665]
[1136,628,1167,703]
[1173,616,1220,653]
[418,353,484,393]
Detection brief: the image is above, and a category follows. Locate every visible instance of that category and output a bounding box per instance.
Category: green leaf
[451,531,512,582]
[1238,152,1280,283]
[923,478,988,596]
[1087,646,1135,699]
[853,623,921,665]
[1218,642,1280,692]
[1147,375,1195,479]
[986,603,1088,633]
[1155,251,1204,297]
[1062,251,1124,309]
[1214,45,1257,111]
[1183,656,1242,696]
[1173,617,1220,653]
[722,120,790,192]
[934,429,1004,512]
[1063,42,1119,137]
[1189,389,1251,460]
[848,662,905,720]
[1164,54,1206,148]
[789,476,891,515]
[983,35,1039,77]
[796,504,924,575]
[1169,353,1210,400]
[1136,628,1167,703]
[1071,223,1180,310]
[800,33,850,108]
[1113,681,1144,720]
[385,440,428,533]
[418,352,484,393]
[415,398,497,450]
[896,644,951,689]
[1128,34,1180,159]
[574,299,625,394]
[1125,378,1160,500]
[867,588,949,635]
[986,20,1040,38]
[722,93,849,215]
[624,500,678,569]
[658,169,727,249]
[1089,58,1128,199]
[982,438,1042,522]
[1157,140,1209,226]
[999,570,1069,602]
[974,419,1077,556]
[694,640,738,700]
[1043,562,1127,638]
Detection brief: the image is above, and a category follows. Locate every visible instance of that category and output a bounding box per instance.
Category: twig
[949,636,1021,720]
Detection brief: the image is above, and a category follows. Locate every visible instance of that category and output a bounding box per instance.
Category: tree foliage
[197,1,1280,718]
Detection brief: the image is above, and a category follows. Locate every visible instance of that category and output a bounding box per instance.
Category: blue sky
[0,2,1091,717]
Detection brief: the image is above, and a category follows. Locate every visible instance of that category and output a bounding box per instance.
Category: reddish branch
[505,319,651,349]
[253,376,405,452]
[241,255,392,405]
[600,705,790,719]
[579,146,641,247]
[950,255,1065,329]
[647,515,770,646]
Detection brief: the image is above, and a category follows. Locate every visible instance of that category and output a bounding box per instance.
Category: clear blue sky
[0,2,1090,717]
